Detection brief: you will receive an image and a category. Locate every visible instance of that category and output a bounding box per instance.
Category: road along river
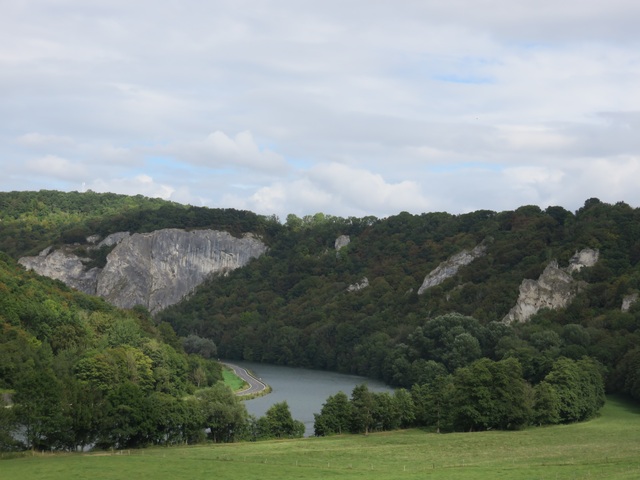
[229,361,392,437]
[222,362,269,396]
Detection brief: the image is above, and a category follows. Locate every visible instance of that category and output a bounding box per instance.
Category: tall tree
[313,391,352,436]
[256,401,304,439]
[195,383,248,443]
[350,384,376,434]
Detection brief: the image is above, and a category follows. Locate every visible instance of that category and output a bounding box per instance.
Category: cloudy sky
[2,1,640,219]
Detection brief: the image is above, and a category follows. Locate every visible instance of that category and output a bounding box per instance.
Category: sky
[2,1,640,220]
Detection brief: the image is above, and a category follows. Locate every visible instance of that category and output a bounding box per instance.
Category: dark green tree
[195,383,248,443]
[256,401,304,439]
[313,391,352,436]
[411,374,454,432]
[543,357,605,423]
[349,384,376,434]
[98,382,154,449]
[451,358,531,431]
[532,381,561,425]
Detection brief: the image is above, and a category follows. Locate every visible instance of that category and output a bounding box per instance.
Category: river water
[233,361,393,437]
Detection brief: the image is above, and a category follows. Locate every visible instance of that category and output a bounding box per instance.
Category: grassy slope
[222,368,247,392]
[2,396,639,480]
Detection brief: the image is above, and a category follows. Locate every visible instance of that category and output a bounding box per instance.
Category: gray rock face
[19,228,267,313]
[418,244,487,295]
[334,235,351,250]
[566,248,599,273]
[502,248,598,324]
[99,232,131,247]
[347,277,369,292]
[622,293,638,312]
[19,247,100,294]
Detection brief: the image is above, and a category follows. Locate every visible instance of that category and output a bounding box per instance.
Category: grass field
[2,396,639,480]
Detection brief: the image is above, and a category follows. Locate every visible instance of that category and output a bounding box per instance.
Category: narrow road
[223,362,269,396]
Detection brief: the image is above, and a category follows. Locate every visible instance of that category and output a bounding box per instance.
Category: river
[232,361,393,437]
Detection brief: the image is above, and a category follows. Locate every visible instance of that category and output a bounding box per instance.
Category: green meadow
[2,396,639,480]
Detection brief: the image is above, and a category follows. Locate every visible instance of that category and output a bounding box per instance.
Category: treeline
[315,354,604,436]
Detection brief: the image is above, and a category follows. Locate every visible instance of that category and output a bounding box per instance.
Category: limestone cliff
[18,246,100,294]
[417,243,488,295]
[502,248,599,324]
[19,228,267,313]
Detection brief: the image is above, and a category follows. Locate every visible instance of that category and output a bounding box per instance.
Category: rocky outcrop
[566,248,599,273]
[347,277,369,292]
[418,243,488,295]
[622,293,638,312]
[19,228,267,313]
[502,248,598,324]
[98,232,131,247]
[334,235,350,250]
[18,247,100,294]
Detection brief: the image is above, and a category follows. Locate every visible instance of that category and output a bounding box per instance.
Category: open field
[2,396,639,480]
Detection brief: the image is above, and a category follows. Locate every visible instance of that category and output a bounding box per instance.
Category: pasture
[2,396,639,480]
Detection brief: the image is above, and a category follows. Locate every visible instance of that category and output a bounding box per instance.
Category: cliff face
[417,243,488,295]
[502,248,599,324]
[18,247,100,294]
[19,228,267,313]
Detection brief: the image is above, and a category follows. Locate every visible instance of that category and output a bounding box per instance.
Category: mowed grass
[222,368,247,392]
[2,396,639,480]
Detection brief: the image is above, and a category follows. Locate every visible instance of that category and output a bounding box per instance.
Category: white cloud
[26,155,89,182]
[2,1,640,217]
[498,125,575,151]
[232,163,432,218]
[17,133,74,147]
[163,131,288,173]
[87,174,176,201]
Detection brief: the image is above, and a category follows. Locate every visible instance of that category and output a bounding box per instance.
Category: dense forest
[2,190,640,447]
[158,198,640,394]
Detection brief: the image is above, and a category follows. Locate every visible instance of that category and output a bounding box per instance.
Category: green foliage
[315,385,417,436]
[543,356,605,423]
[195,383,248,443]
[451,357,531,431]
[313,391,352,436]
[3,191,640,446]
[0,254,228,451]
[182,334,217,359]
[255,401,304,440]
[2,397,640,480]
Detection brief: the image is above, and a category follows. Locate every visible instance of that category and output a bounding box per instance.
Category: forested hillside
[0,252,245,451]
[158,199,640,395]
[2,191,640,440]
